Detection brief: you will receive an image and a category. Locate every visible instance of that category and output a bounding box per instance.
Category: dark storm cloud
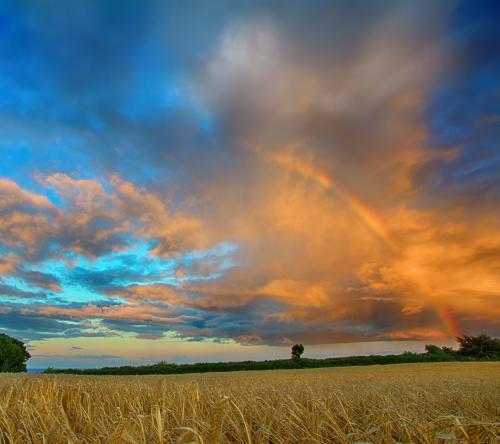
[422,0,500,207]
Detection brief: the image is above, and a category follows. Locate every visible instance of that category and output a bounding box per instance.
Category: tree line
[0,332,498,374]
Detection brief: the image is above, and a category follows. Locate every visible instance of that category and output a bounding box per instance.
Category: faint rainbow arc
[436,304,462,338]
[247,143,463,339]
[253,145,397,249]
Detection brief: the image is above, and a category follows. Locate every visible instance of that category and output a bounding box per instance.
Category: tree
[425,344,441,354]
[0,333,30,372]
[291,344,304,360]
[425,344,456,356]
[456,334,500,358]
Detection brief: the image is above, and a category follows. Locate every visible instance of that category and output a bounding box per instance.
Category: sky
[0,0,499,369]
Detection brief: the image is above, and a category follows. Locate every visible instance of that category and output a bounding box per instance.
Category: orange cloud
[36,303,189,324]
[110,175,203,256]
[178,14,500,342]
[0,173,202,260]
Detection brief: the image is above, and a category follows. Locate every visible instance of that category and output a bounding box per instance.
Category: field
[0,363,498,443]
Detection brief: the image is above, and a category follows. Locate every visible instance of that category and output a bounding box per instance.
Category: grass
[0,362,499,443]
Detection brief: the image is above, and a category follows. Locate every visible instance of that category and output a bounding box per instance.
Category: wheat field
[0,362,498,444]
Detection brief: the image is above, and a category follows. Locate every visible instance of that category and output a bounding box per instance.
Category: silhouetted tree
[0,333,30,372]
[457,334,500,358]
[291,344,304,360]
[425,344,441,354]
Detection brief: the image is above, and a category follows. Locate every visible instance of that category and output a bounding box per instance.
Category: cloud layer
[0,1,499,362]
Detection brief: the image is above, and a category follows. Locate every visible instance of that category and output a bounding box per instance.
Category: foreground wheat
[0,362,498,443]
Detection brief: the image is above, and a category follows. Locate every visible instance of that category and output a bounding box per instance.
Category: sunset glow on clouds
[0,1,499,367]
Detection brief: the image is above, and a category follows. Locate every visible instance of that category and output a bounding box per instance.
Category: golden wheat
[0,362,498,443]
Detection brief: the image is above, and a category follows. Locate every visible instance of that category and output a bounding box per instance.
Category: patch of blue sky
[0,277,47,305]
[181,89,216,135]
[0,7,58,118]
[24,259,118,305]
[0,245,10,256]
[426,56,499,151]
[119,76,182,124]
[22,240,239,305]
[0,130,94,198]
[57,284,116,305]
[72,240,173,276]
[0,296,40,305]
[118,69,215,135]
[26,258,65,278]
[3,272,109,307]
[195,106,215,135]
[83,240,238,286]
[163,84,184,109]
[2,276,42,294]
[119,42,186,120]
[0,144,34,184]
[87,113,105,131]
[111,141,166,186]
[452,154,500,179]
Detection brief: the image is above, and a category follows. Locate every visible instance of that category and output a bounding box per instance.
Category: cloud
[0,173,202,262]
[36,353,120,360]
[0,283,46,299]
[0,178,57,258]
[0,307,115,341]
[16,270,62,292]
[166,4,499,343]
[136,333,164,340]
[0,1,498,349]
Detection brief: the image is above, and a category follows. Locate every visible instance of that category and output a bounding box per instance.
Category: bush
[457,334,500,358]
[425,344,457,357]
[0,333,30,372]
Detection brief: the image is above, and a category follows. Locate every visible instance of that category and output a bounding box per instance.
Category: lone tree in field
[0,333,30,372]
[291,344,304,360]
[456,334,500,358]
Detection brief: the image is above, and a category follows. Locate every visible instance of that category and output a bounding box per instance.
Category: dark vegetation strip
[43,348,499,376]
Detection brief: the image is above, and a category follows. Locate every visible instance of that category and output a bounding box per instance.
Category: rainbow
[436,304,462,338]
[246,142,464,339]
[248,143,396,249]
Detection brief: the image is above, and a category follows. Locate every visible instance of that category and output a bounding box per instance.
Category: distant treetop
[291,344,304,360]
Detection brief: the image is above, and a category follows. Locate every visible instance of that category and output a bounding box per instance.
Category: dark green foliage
[457,334,500,358]
[441,346,457,356]
[425,344,441,354]
[0,333,30,372]
[425,344,457,357]
[43,335,499,376]
[402,351,418,356]
[291,344,304,360]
